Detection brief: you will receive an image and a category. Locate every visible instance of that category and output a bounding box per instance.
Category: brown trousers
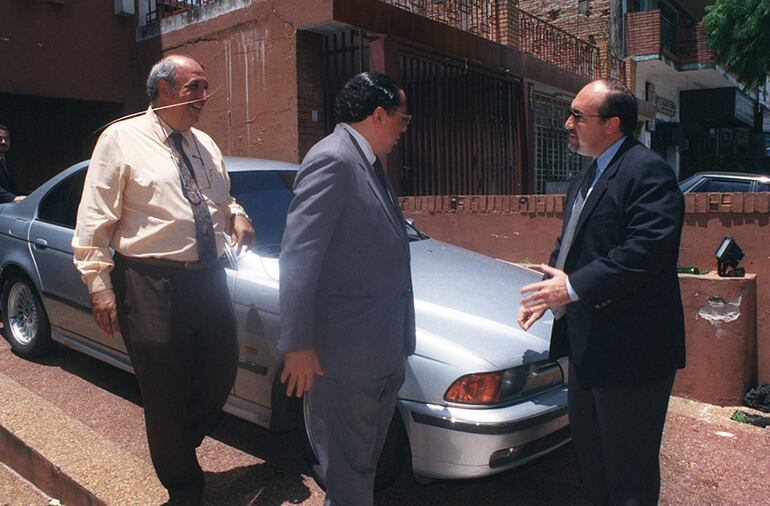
[112,256,238,496]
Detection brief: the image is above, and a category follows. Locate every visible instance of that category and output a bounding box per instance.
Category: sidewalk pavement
[1,336,768,505]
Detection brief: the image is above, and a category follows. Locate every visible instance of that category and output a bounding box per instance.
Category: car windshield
[229,169,427,258]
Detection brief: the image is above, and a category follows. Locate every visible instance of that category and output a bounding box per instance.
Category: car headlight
[444,360,563,405]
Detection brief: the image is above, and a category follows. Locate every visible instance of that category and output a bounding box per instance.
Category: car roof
[686,171,770,183]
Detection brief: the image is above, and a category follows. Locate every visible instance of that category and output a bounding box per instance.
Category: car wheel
[1,274,52,357]
[297,395,408,491]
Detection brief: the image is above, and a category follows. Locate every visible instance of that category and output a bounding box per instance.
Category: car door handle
[34,238,48,249]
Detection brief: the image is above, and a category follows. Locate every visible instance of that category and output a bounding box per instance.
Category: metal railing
[383,0,497,40]
[381,0,606,81]
[515,6,598,79]
[146,0,219,23]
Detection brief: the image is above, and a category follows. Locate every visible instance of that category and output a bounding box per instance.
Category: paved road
[2,334,768,505]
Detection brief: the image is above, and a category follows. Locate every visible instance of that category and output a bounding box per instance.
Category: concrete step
[0,372,166,505]
[0,461,53,505]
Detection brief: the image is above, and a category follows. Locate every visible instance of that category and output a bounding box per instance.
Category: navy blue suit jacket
[548,138,686,387]
[0,158,18,203]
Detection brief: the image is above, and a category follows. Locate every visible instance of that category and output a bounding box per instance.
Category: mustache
[91,86,221,135]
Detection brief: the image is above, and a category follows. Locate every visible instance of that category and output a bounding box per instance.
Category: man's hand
[518,305,546,331]
[91,289,119,336]
[13,195,25,202]
[230,214,255,256]
[280,349,324,397]
[519,264,572,314]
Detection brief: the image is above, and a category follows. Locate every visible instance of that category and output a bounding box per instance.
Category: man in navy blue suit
[519,79,685,505]
[0,124,24,203]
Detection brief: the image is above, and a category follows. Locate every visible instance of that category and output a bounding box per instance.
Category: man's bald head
[146,55,201,102]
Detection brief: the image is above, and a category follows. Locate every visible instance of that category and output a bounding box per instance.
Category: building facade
[2,0,646,196]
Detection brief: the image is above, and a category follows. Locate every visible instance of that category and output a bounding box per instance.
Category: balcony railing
[146,0,219,23]
[381,0,614,81]
[385,0,496,39]
[515,6,598,79]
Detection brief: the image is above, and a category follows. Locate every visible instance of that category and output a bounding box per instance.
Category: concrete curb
[0,372,166,505]
[0,424,103,506]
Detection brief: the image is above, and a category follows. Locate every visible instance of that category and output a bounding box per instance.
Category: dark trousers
[307,363,405,506]
[569,366,675,506]
[112,257,238,501]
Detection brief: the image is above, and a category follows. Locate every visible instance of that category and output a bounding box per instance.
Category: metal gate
[321,30,371,134]
[400,52,526,195]
[321,32,527,196]
[533,94,586,194]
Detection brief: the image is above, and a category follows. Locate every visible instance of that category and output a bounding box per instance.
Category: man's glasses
[389,110,413,128]
[567,107,613,122]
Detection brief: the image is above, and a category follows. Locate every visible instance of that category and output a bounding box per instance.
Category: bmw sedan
[0,158,569,487]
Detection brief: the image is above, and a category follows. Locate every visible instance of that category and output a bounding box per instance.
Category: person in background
[0,124,25,203]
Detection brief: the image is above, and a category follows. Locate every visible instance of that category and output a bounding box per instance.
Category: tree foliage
[702,0,770,89]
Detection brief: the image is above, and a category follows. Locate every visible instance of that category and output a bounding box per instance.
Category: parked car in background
[0,158,569,488]
[679,171,770,193]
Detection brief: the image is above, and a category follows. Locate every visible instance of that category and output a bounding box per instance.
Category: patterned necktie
[552,160,597,320]
[169,133,218,266]
[372,159,400,214]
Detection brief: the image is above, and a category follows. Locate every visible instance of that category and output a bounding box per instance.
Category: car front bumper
[398,386,570,479]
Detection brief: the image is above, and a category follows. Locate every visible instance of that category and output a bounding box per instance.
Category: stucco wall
[403,192,770,390]
[140,0,334,163]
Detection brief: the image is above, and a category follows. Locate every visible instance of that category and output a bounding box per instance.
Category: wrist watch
[232,210,251,222]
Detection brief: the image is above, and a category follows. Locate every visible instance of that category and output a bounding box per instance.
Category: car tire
[1,274,52,358]
[297,395,408,491]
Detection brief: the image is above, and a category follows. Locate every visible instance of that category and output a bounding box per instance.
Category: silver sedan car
[0,158,569,487]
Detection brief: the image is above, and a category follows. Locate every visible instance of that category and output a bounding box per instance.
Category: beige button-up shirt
[73,107,246,294]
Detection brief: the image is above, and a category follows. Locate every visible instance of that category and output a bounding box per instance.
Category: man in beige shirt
[73,54,254,505]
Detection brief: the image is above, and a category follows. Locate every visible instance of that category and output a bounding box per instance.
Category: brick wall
[496,0,521,49]
[625,10,661,57]
[402,192,770,385]
[695,22,715,63]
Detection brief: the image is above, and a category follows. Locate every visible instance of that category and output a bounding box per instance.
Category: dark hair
[0,124,8,133]
[335,72,404,123]
[597,79,637,135]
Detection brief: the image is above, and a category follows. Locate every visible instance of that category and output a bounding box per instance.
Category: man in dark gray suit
[278,72,416,506]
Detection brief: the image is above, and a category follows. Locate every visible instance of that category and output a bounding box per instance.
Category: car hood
[409,239,554,371]
[253,238,554,372]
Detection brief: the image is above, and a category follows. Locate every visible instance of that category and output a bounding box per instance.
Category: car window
[756,182,770,192]
[37,169,87,229]
[229,170,295,258]
[692,178,753,193]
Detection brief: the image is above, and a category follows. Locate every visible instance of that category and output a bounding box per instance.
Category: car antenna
[91,86,222,135]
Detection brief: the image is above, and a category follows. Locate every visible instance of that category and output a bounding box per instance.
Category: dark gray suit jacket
[548,138,686,387]
[279,125,416,380]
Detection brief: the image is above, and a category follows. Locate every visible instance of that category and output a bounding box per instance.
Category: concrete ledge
[0,372,166,505]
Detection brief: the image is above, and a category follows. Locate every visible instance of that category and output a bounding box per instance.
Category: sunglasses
[567,107,614,122]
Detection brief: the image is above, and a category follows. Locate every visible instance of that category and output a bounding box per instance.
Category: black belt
[115,253,212,271]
